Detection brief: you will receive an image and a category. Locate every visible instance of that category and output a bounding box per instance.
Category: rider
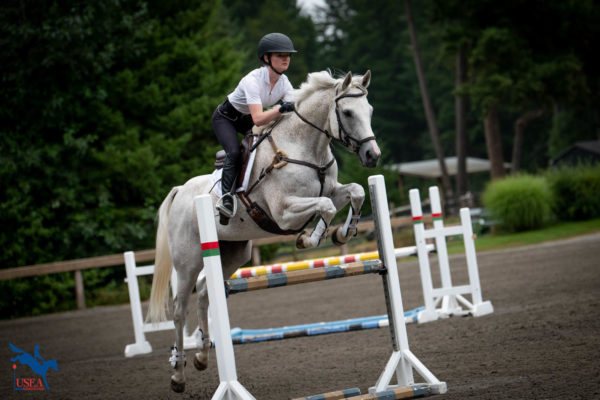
[213,32,297,220]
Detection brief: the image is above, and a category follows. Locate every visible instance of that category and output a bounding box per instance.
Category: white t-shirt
[227,67,294,115]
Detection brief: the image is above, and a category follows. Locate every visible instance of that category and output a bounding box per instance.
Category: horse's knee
[318,198,337,220]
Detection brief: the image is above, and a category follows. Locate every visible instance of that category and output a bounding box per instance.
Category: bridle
[293,84,376,153]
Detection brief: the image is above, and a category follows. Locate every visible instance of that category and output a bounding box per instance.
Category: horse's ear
[341,71,352,91]
[362,70,371,88]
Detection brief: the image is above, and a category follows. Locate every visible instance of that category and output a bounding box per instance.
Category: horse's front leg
[277,195,337,249]
[329,182,365,246]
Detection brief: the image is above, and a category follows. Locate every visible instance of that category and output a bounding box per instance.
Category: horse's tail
[147,187,179,323]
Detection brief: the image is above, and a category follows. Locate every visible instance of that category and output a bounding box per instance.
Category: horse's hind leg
[170,264,200,393]
[193,240,251,371]
[193,272,210,371]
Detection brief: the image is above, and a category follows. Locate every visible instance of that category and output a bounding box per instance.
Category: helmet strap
[266,54,284,75]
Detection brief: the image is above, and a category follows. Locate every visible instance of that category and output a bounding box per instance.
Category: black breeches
[212,100,254,162]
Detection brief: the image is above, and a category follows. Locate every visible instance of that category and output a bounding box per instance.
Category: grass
[446,218,600,254]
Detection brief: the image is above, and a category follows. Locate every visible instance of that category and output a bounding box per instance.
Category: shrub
[547,164,600,221]
[482,174,554,232]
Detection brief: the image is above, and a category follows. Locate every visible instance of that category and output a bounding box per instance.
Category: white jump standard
[409,186,493,323]
[194,175,446,399]
[123,252,197,357]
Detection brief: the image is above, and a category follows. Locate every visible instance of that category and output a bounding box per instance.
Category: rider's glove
[279,102,295,113]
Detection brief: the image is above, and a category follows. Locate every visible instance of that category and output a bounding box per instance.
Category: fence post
[74,270,86,309]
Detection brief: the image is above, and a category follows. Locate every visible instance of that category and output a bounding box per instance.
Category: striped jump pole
[409,186,493,323]
[226,260,384,295]
[292,385,430,400]
[230,246,433,279]
[195,308,423,348]
[292,387,362,400]
[349,385,430,400]
[194,194,254,400]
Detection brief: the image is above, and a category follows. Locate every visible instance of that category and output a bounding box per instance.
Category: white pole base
[183,331,200,350]
[418,296,494,322]
[212,380,256,400]
[416,309,438,324]
[124,341,152,358]
[472,300,494,317]
[369,350,447,395]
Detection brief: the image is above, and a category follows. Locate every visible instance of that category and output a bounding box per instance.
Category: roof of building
[550,140,600,165]
[388,156,511,179]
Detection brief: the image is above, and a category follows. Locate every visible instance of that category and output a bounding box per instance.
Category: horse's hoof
[193,355,207,371]
[331,227,347,246]
[296,231,306,249]
[171,379,185,393]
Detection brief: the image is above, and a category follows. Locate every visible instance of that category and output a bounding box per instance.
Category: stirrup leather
[216,193,237,218]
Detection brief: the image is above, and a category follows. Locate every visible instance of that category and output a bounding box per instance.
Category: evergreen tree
[0,0,244,317]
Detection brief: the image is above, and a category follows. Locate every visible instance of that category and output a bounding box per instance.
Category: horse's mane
[293,70,340,106]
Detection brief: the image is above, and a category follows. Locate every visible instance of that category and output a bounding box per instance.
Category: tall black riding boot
[216,154,239,223]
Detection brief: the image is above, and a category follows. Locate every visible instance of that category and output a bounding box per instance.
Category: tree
[405,0,455,206]
[225,0,319,87]
[454,44,469,194]
[0,0,246,317]
[432,0,598,179]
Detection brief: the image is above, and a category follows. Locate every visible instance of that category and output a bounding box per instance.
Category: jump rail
[230,245,432,279]
[225,260,384,294]
[193,175,446,399]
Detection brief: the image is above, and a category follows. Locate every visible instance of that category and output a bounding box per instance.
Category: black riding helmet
[257,33,297,75]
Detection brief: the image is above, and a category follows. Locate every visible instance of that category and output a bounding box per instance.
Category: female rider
[212,32,297,221]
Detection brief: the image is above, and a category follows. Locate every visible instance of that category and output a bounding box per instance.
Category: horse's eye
[343,110,353,118]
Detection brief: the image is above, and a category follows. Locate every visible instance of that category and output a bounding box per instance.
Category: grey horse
[147,70,381,392]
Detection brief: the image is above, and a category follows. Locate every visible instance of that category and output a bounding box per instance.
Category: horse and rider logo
[9,342,58,391]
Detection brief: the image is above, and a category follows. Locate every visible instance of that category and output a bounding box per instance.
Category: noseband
[293,84,376,153]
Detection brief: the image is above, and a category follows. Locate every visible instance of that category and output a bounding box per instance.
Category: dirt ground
[1,232,599,400]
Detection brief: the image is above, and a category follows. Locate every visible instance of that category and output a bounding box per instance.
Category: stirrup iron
[216,193,237,219]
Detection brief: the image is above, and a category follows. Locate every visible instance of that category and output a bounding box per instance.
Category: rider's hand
[279,102,295,113]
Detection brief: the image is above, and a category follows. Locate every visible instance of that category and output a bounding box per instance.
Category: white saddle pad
[211,136,258,197]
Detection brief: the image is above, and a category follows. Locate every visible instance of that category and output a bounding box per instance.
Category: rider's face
[269,53,291,72]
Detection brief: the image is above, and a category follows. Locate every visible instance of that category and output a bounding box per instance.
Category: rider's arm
[248,103,283,126]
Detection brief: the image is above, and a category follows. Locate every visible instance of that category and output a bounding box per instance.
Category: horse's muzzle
[359,141,381,168]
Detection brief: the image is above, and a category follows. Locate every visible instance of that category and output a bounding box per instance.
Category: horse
[147,70,381,393]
